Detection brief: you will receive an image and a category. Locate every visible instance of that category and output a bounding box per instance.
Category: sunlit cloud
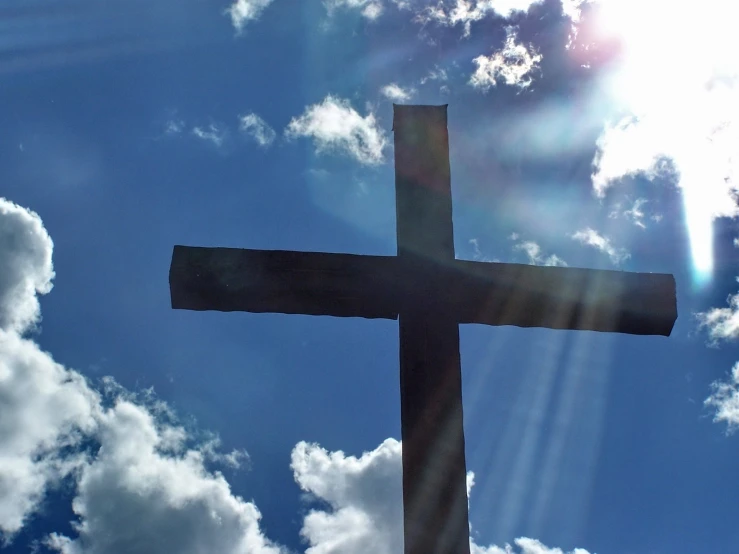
[570,0,739,280]
[291,439,593,554]
[285,95,388,165]
[469,26,542,90]
[570,228,629,265]
[418,0,545,37]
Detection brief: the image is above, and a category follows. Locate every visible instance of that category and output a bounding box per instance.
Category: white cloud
[285,96,388,165]
[0,198,55,335]
[46,398,281,554]
[570,228,630,265]
[512,239,568,267]
[291,438,592,554]
[380,83,416,102]
[324,0,384,20]
[705,362,739,433]
[695,278,739,344]
[239,113,276,147]
[580,0,739,274]
[469,27,542,90]
[192,124,227,148]
[0,200,281,553]
[0,330,99,539]
[735,238,739,248]
[418,0,544,37]
[227,0,275,32]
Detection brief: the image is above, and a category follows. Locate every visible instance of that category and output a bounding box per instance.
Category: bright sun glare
[586,0,739,284]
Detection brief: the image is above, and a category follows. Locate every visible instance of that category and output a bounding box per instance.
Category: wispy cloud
[469,26,542,90]
[239,113,276,147]
[227,0,276,32]
[380,83,416,102]
[570,228,630,265]
[419,66,448,85]
[285,95,388,165]
[696,278,739,344]
[609,197,654,229]
[324,0,384,19]
[164,119,185,136]
[192,124,227,148]
[511,236,568,266]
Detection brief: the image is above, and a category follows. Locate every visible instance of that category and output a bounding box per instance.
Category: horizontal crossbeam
[170,245,677,336]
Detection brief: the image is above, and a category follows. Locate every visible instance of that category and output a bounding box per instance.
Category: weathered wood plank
[393,104,470,554]
[170,245,677,336]
[169,245,400,319]
[445,259,678,336]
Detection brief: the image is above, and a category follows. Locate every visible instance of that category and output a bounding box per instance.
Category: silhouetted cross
[169,105,677,554]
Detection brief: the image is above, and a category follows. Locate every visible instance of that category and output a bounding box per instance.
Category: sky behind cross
[1,1,739,553]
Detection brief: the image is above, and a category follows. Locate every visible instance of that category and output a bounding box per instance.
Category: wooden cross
[169,105,677,554]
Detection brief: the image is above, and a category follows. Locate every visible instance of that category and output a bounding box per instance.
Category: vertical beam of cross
[394,105,470,554]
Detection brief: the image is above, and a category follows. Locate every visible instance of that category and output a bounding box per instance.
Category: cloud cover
[0,197,282,554]
[0,197,599,553]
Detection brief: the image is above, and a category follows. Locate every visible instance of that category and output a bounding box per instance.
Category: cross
[169,105,677,554]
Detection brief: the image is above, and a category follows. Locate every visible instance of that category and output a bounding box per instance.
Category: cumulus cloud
[192,124,227,148]
[0,331,99,538]
[291,438,592,554]
[469,27,542,90]
[419,0,545,37]
[512,237,568,266]
[227,0,276,32]
[285,96,388,165]
[46,398,281,554]
[695,278,739,344]
[570,228,629,265]
[380,83,416,102]
[239,113,276,147]
[0,199,281,553]
[705,362,739,433]
[0,198,55,335]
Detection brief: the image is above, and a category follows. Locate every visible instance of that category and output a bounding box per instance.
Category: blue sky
[1,0,739,553]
